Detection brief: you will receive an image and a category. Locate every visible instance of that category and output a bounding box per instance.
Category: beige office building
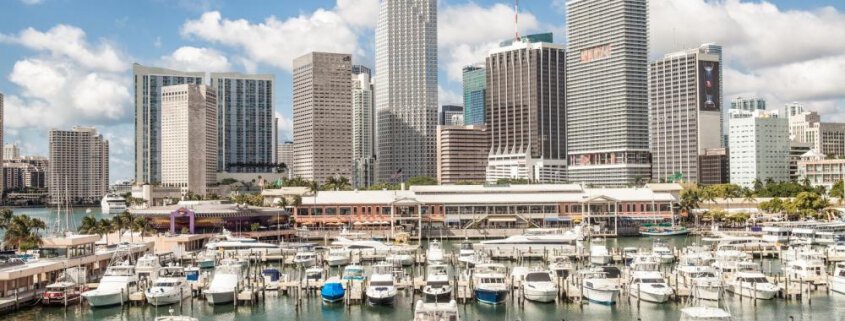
[790,111,845,158]
[292,52,352,183]
[436,125,489,184]
[48,127,109,204]
[160,84,218,196]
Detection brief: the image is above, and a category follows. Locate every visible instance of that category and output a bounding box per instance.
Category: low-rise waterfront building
[129,200,289,234]
[797,149,845,190]
[789,141,813,181]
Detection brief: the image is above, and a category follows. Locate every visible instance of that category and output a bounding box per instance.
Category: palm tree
[741,188,756,205]
[132,216,154,241]
[95,219,114,244]
[78,215,98,235]
[3,215,46,250]
[0,208,14,231]
[112,211,134,242]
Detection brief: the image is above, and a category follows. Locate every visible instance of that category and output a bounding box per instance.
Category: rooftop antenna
[514,0,521,42]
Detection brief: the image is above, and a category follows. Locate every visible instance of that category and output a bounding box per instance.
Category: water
[4,218,845,320]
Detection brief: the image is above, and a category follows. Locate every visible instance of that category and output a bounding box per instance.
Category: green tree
[250,223,260,232]
[132,216,154,241]
[831,180,844,204]
[0,208,14,231]
[78,215,98,235]
[678,189,701,214]
[758,197,785,214]
[2,215,46,250]
[405,176,438,187]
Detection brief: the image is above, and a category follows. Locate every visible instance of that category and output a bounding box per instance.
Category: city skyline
[1,0,845,182]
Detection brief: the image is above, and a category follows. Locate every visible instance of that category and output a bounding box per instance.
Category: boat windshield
[370,281,393,287]
[525,273,552,282]
[426,281,450,288]
[481,278,505,284]
[636,278,664,284]
[739,277,768,283]
[153,282,177,287]
[691,272,716,278]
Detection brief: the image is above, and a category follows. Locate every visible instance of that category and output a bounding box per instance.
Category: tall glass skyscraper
[565,0,651,186]
[375,0,438,183]
[462,64,486,125]
[133,64,204,184]
[352,65,375,188]
[210,72,276,173]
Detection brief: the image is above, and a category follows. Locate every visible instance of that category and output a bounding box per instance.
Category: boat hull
[692,285,722,301]
[524,287,557,303]
[728,285,777,300]
[325,257,349,267]
[630,287,671,303]
[321,284,345,303]
[205,290,235,305]
[475,288,508,304]
[147,289,190,306]
[423,290,452,303]
[832,277,845,294]
[590,255,611,265]
[366,293,395,305]
[83,290,125,308]
[42,292,81,306]
[583,287,619,304]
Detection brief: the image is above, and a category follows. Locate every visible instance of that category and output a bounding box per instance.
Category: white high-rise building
[160,84,218,196]
[4,144,20,160]
[375,0,438,183]
[352,66,375,188]
[0,93,4,196]
[566,0,651,186]
[729,110,789,188]
[277,141,294,178]
[48,127,109,204]
[783,102,805,120]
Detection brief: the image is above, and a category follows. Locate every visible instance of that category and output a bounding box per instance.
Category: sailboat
[640,202,689,236]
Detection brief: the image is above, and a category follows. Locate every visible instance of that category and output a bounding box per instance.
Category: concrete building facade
[439,105,464,126]
[210,73,276,173]
[566,0,651,186]
[649,45,722,183]
[160,84,218,196]
[789,141,812,181]
[48,127,109,204]
[436,125,489,184]
[789,111,845,158]
[699,148,730,185]
[797,150,845,189]
[292,52,352,183]
[277,141,294,177]
[730,96,767,112]
[352,67,376,188]
[485,38,567,183]
[729,110,789,188]
[133,64,204,185]
[3,144,19,161]
[375,0,438,182]
[462,64,486,125]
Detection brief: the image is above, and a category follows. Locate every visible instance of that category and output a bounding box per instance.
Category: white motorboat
[205,259,244,305]
[342,265,366,282]
[385,247,414,266]
[790,228,815,245]
[136,253,162,283]
[827,242,845,262]
[629,271,674,303]
[704,235,778,254]
[679,306,732,321]
[622,247,639,265]
[781,245,825,262]
[676,265,723,301]
[472,263,509,304]
[652,239,675,264]
[711,245,750,275]
[261,268,281,290]
[146,265,191,306]
[548,255,575,279]
[522,269,558,303]
[412,300,461,321]
[100,193,127,214]
[81,261,137,307]
[366,262,397,305]
[629,253,661,272]
[590,239,611,265]
[725,262,780,300]
[332,231,392,253]
[832,262,845,294]
[293,251,318,267]
[427,239,444,264]
[580,268,621,304]
[457,241,476,266]
[203,239,281,257]
[783,253,826,284]
[422,263,452,302]
[477,227,582,251]
[761,226,791,244]
[303,266,324,284]
[325,247,351,266]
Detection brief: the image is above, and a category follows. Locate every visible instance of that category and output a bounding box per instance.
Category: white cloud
[180,10,362,72]
[336,0,379,29]
[1,24,126,72]
[438,85,463,107]
[275,112,293,141]
[19,0,43,5]
[161,46,231,72]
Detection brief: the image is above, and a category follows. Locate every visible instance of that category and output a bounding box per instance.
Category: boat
[629,271,674,303]
[761,226,791,244]
[42,267,87,306]
[303,266,324,284]
[412,300,461,321]
[205,258,244,305]
[629,253,661,272]
[342,265,366,281]
[386,247,415,266]
[679,306,732,321]
[829,242,845,262]
[651,239,675,264]
[580,268,621,304]
[184,266,201,286]
[711,245,750,275]
[832,262,845,294]
[293,250,318,267]
[155,309,199,321]
[146,265,191,306]
[325,247,351,266]
[422,263,452,302]
[790,228,815,245]
[427,239,444,264]
[676,265,723,301]
[136,253,162,283]
[622,247,639,265]
[522,269,558,303]
[321,277,345,303]
[703,235,778,254]
[589,239,611,265]
[548,255,575,279]
[477,227,582,251]
[100,193,127,214]
[724,261,780,300]
[262,268,281,290]
[457,241,476,266]
[783,252,826,284]
[640,223,690,236]
[366,262,397,305]
[203,239,281,257]
[81,260,137,307]
[472,263,509,304]
[332,230,392,252]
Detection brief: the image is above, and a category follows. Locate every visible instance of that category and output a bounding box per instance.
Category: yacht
[203,239,281,257]
[477,227,582,251]
[580,268,621,304]
[629,253,661,272]
[321,276,345,303]
[676,265,723,301]
[590,239,611,265]
[101,193,127,214]
[293,250,318,267]
[725,262,780,300]
[472,263,509,304]
[832,262,845,294]
[761,226,791,244]
[679,307,732,321]
[205,258,244,305]
[386,247,415,266]
[332,231,392,253]
[790,228,815,245]
[783,252,826,284]
[704,235,778,254]
[262,268,281,290]
[457,241,476,266]
[366,262,397,305]
[81,261,137,307]
[629,271,674,303]
[303,266,324,284]
[146,265,191,306]
[412,300,461,321]
[423,263,452,302]
[325,247,351,266]
[342,265,366,282]
[622,247,639,265]
[548,255,575,279]
[427,239,444,264]
[828,242,845,262]
[652,239,675,264]
[522,269,558,303]
[711,245,750,275]
[136,253,162,283]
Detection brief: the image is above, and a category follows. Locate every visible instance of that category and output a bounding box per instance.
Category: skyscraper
[729,110,789,188]
[462,64,486,125]
[649,44,722,183]
[566,0,651,186]
[439,105,464,126]
[437,125,489,184]
[0,92,4,197]
[485,35,567,183]
[133,64,204,185]
[210,72,276,173]
[352,66,376,188]
[48,127,109,204]
[292,52,352,183]
[375,0,438,182]
[730,97,767,111]
[160,84,218,196]
[3,144,20,160]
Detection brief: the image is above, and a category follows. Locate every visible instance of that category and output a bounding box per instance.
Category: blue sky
[2,0,845,182]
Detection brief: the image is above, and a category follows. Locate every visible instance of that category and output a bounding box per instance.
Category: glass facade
[210,73,275,173]
[462,65,486,125]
